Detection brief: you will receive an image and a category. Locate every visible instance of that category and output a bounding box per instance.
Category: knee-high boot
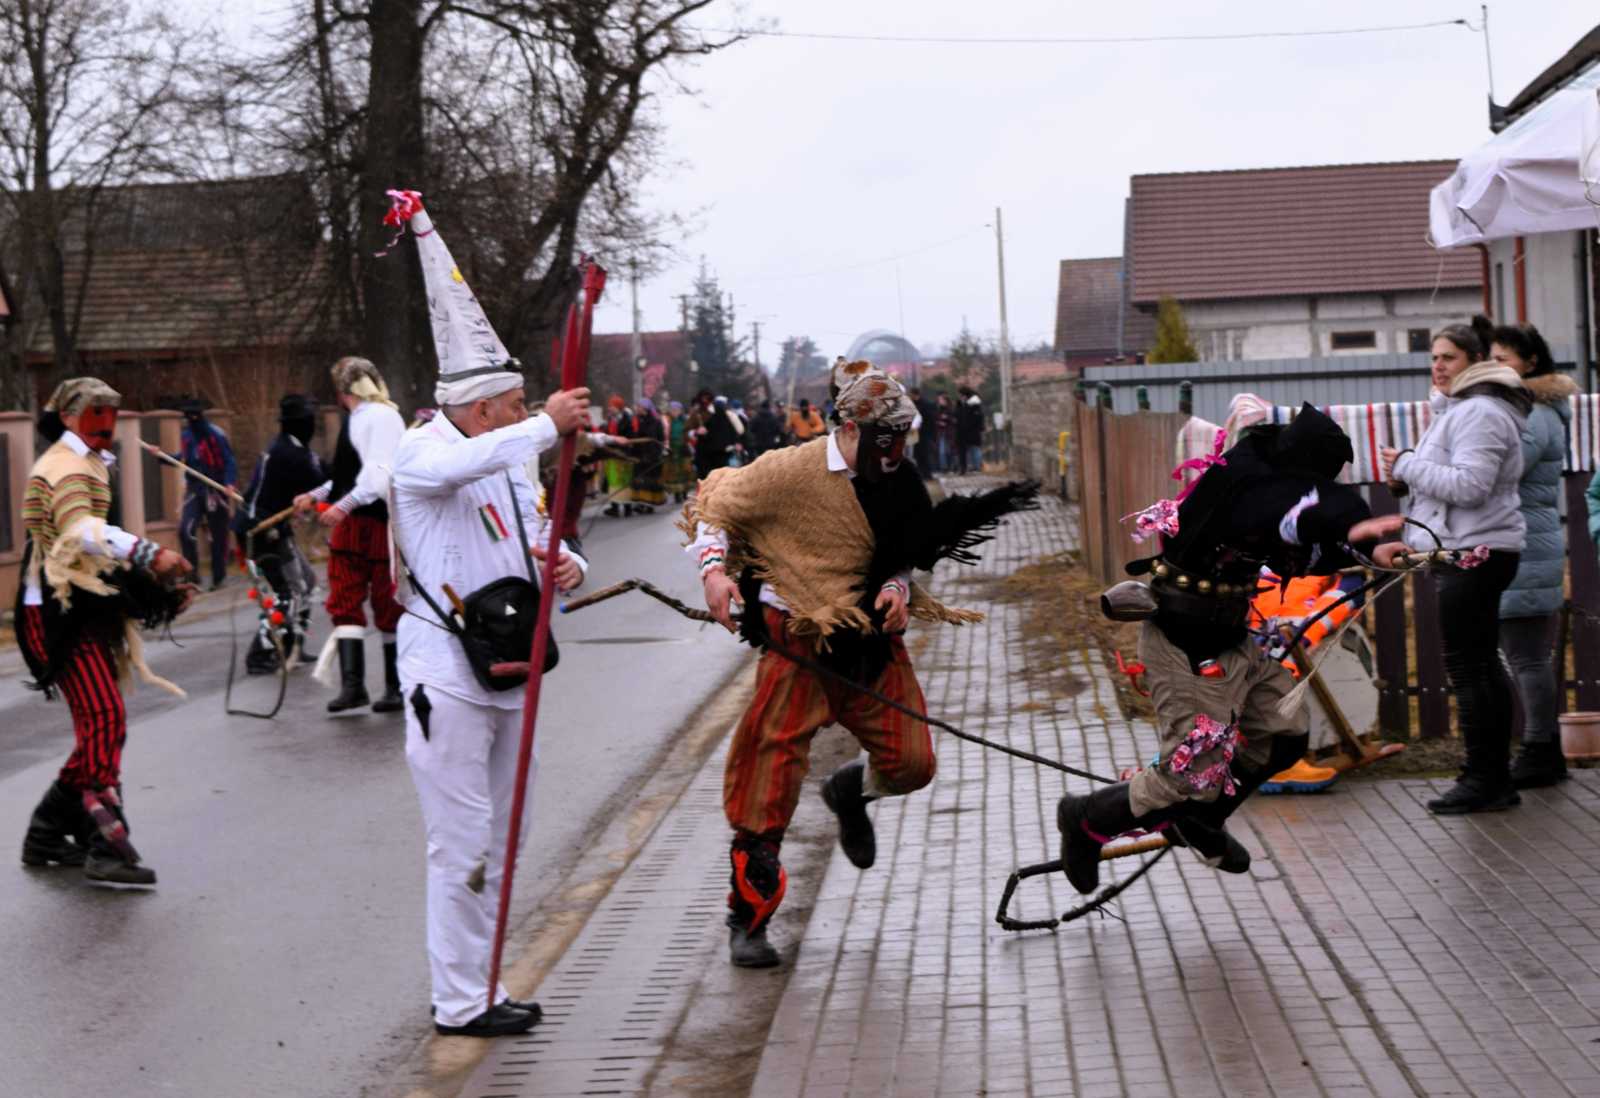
[727,836,786,968]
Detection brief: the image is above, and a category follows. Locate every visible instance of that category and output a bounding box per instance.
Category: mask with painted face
[77,404,118,450]
[855,423,911,483]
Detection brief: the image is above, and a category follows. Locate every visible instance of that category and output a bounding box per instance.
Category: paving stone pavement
[749,481,1600,1098]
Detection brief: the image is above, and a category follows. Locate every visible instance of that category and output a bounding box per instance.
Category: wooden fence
[1074,389,1600,739]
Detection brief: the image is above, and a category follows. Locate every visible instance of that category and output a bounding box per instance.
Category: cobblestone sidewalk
[750,482,1600,1098]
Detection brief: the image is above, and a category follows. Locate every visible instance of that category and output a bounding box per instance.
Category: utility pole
[630,259,643,407]
[751,320,762,375]
[994,205,1014,427]
[785,337,799,411]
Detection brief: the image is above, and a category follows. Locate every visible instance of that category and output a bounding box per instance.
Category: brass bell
[1175,574,1191,589]
[1197,579,1213,593]
[1217,583,1232,595]
[1153,562,1170,578]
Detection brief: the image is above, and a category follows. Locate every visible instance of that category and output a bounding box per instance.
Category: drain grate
[460,763,729,1097]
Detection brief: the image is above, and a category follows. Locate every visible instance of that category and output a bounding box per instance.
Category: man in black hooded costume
[234,395,326,672]
[1057,404,1407,893]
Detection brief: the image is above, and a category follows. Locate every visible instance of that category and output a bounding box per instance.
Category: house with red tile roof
[1056,160,1483,366]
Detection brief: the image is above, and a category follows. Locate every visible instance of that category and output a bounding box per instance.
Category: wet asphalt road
[0,505,748,1098]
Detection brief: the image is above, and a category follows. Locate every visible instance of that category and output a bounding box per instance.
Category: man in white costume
[387,195,591,1038]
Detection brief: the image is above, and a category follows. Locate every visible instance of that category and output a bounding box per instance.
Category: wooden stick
[245,503,298,537]
[1101,835,1169,860]
[139,441,245,503]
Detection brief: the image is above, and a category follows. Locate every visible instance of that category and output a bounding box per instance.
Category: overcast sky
[585,1,1598,364]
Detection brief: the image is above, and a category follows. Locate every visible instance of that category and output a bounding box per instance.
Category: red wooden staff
[485,260,607,1012]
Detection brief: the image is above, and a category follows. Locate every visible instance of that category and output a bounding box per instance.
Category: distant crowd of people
[578,382,991,519]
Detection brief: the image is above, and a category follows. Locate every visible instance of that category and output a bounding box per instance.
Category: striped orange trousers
[725,608,936,840]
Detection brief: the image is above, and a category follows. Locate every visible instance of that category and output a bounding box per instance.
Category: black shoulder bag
[401,473,558,692]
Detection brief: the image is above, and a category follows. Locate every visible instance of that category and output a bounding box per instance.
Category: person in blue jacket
[1492,325,1576,788]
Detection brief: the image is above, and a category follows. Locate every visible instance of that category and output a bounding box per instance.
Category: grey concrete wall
[1009,378,1079,498]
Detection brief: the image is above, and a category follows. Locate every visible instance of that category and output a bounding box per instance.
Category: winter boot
[372,641,404,713]
[727,837,786,968]
[1167,815,1252,874]
[1510,739,1569,789]
[1056,783,1146,895]
[245,634,281,675]
[326,638,370,712]
[20,781,88,867]
[820,760,876,869]
[81,788,156,888]
[1427,776,1520,815]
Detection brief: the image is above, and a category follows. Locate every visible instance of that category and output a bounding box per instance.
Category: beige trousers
[1128,621,1308,817]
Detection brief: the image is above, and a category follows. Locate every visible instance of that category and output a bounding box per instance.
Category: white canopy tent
[1429,61,1600,248]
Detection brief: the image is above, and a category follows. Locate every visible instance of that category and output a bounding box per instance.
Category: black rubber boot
[20,781,87,867]
[371,642,404,713]
[1510,740,1569,789]
[727,838,785,968]
[820,760,876,869]
[326,639,370,712]
[1056,783,1143,895]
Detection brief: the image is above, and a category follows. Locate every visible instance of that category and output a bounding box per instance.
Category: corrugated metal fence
[1085,353,1435,423]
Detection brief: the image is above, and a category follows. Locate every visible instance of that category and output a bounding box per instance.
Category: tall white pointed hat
[381,189,523,405]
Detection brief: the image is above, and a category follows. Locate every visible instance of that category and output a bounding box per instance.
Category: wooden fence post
[1413,572,1451,738]
[1368,486,1411,738]
[1564,474,1600,709]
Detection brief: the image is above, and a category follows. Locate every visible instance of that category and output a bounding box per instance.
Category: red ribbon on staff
[485,260,607,1012]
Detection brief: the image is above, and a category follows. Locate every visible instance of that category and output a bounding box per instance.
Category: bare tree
[0,0,193,408]
[230,0,739,407]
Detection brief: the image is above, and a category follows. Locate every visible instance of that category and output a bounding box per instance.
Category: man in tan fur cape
[682,360,1036,967]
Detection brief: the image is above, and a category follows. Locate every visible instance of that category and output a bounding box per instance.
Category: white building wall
[1172,290,1480,362]
[1484,230,1589,363]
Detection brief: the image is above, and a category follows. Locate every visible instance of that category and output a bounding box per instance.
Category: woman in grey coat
[1494,325,1575,788]
[1381,316,1532,814]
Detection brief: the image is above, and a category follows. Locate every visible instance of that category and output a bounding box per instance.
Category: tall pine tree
[1148,296,1199,363]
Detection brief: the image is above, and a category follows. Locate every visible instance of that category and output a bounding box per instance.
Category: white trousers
[402,681,538,1027]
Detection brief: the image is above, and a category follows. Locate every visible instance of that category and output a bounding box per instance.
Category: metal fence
[1085,353,1434,423]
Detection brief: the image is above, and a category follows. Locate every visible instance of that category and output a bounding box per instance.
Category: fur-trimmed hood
[1522,370,1580,407]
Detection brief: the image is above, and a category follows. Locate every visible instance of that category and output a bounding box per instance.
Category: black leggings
[1436,551,1520,783]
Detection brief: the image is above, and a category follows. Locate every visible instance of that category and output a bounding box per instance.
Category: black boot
[1056,783,1144,895]
[372,642,404,713]
[1427,776,1520,814]
[820,760,876,869]
[245,634,281,676]
[20,781,87,867]
[727,837,785,968]
[1510,739,1569,789]
[1168,816,1252,874]
[326,639,370,712]
[81,789,156,887]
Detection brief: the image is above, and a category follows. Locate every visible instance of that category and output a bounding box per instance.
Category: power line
[741,227,988,284]
[716,18,1471,47]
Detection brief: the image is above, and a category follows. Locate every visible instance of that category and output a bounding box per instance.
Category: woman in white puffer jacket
[1380,315,1532,815]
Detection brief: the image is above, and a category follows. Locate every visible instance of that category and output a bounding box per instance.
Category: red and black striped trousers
[325,513,403,632]
[724,608,937,841]
[20,607,128,791]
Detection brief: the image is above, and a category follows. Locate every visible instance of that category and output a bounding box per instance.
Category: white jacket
[1395,366,1528,553]
[391,411,586,708]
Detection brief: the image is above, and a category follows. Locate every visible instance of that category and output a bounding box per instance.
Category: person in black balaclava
[1057,404,1410,895]
[234,395,327,672]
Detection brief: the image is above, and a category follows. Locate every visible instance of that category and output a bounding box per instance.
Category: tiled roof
[4,176,335,356]
[1054,257,1155,356]
[1128,161,1482,304]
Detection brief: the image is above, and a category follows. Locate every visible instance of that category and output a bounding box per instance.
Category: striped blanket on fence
[1177,393,1600,483]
